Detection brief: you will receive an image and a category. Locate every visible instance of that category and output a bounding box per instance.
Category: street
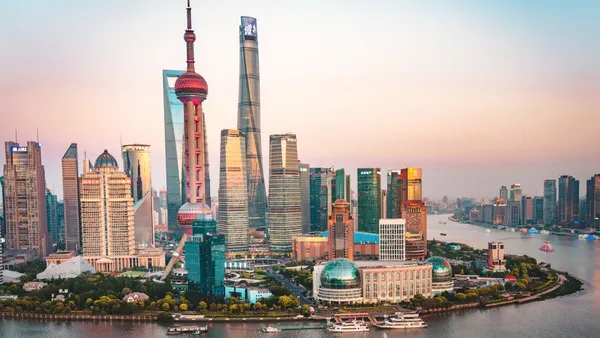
[266,270,312,305]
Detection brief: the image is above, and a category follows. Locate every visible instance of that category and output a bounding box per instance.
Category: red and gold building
[328,199,354,260]
[402,200,427,260]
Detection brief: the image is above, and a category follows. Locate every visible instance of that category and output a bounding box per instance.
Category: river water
[2,214,599,337]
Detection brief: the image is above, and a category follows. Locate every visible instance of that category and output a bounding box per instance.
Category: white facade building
[379,219,405,260]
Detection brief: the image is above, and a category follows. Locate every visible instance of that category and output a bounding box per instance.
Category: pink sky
[1,0,599,200]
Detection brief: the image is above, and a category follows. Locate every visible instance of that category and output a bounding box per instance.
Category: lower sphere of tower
[174,71,208,105]
[177,201,213,236]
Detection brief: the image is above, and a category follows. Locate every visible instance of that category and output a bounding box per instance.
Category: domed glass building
[425,256,454,294]
[316,258,363,304]
[95,150,118,168]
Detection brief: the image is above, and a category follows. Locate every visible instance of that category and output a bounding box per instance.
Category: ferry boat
[539,242,554,252]
[540,230,550,235]
[375,313,427,329]
[327,320,370,333]
[167,325,208,335]
[261,325,281,333]
[528,227,540,234]
[485,229,491,233]
[440,233,447,236]
[520,228,528,233]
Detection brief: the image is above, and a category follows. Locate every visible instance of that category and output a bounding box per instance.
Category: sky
[0,0,599,201]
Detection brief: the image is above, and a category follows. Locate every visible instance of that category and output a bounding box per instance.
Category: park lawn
[253,273,268,280]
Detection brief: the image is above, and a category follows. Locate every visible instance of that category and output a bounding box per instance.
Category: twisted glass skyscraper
[238,16,267,229]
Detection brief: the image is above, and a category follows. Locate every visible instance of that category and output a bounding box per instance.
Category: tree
[455,293,467,302]
[253,301,262,311]
[162,302,170,311]
[198,301,207,311]
[180,303,188,311]
[209,303,218,312]
[515,282,527,290]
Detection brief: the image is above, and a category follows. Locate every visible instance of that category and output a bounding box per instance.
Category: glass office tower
[238,16,267,229]
[543,179,557,226]
[267,134,301,253]
[357,168,381,233]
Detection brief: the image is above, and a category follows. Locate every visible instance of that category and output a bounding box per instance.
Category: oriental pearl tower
[162,0,211,280]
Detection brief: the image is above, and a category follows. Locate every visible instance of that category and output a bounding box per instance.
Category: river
[2,214,599,337]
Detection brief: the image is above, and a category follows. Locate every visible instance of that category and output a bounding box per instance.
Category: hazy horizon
[1,0,599,201]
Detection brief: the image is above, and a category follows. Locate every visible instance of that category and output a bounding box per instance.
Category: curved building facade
[238,16,267,229]
[425,256,454,294]
[218,129,249,253]
[317,259,363,304]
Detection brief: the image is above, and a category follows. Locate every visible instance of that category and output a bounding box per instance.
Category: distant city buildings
[62,143,81,251]
[80,150,135,256]
[327,199,354,260]
[586,174,600,227]
[357,168,381,233]
[267,134,301,253]
[3,141,52,257]
[510,184,522,202]
[499,185,508,201]
[45,189,60,245]
[543,179,557,226]
[239,16,267,230]
[379,219,405,260]
[558,175,579,225]
[218,129,249,254]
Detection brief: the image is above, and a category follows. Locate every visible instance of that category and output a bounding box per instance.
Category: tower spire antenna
[184,0,196,71]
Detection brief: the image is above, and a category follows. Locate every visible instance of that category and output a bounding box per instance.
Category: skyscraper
[267,134,301,253]
[163,69,185,228]
[45,188,59,245]
[543,180,557,226]
[163,0,213,280]
[357,168,381,233]
[386,170,402,219]
[533,196,544,224]
[499,185,508,201]
[334,168,350,202]
[238,16,267,229]
[80,150,135,256]
[218,129,249,253]
[380,189,387,219]
[121,144,152,202]
[521,196,534,225]
[185,220,225,303]
[510,184,522,202]
[62,143,81,251]
[402,200,427,260]
[558,175,579,225]
[309,167,333,232]
[400,168,423,203]
[507,200,522,226]
[379,219,405,261]
[299,162,310,234]
[327,199,354,260]
[586,174,600,226]
[3,142,51,257]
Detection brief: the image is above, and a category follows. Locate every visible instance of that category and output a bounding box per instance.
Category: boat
[375,313,427,329]
[167,325,208,335]
[327,320,370,333]
[586,234,597,241]
[262,325,281,333]
[528,227,540,234]
[520,228,528,233]
[443,222,447,225]
[440,233,447,236]
[510,227,516,232]
[540,230,550,235]
[539,242,554,252]
[485,229,491,233]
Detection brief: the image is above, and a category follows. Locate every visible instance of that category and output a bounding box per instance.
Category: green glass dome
[320,258,360,289]
[425,256,452,283]
[95,149,118,168]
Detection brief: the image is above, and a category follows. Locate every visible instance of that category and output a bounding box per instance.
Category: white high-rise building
[80,150,135,256]
[379,219,405,260]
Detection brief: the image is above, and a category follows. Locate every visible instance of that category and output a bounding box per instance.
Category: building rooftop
[322,231,379,244]
[94,150,118,168]
[353,260,432,269]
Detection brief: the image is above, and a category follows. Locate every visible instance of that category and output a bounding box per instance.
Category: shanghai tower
[238,16,267,229]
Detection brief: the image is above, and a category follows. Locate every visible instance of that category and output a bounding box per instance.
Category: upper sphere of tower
[174,71,208,104]
[184,31,196,43]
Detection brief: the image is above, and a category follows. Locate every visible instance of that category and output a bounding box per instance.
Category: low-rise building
[23,281,48,291]
[123,292,150,303]
[292,232,380,261]
[488,242,506,272]
[1,249,36,270]
[37,256,96,280]
[2,270,24,283]
[313,258,434,305]
[224,284,273,303]
[83,247,165,272]
[46,250,78,265]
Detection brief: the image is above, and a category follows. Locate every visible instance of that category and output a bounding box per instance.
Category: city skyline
[1,1,599,200]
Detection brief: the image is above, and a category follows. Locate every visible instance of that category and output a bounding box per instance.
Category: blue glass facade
[185,219,225,302]
[163,70,185,229]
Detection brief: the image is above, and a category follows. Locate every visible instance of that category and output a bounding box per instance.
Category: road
[266,270,312,305]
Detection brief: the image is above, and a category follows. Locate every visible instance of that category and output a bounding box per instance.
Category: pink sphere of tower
[177,202,213,236]
[174,71,208,105]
